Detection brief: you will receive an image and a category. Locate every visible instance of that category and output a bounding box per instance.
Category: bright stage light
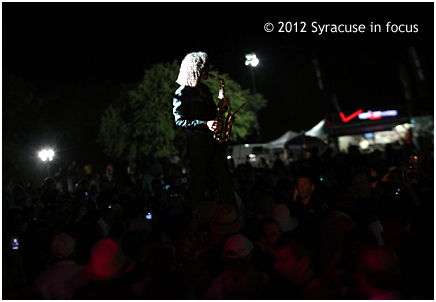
[39,149,54,161]
[245,53,259,67]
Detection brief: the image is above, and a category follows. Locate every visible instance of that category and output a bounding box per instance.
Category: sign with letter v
[339,110,363,123]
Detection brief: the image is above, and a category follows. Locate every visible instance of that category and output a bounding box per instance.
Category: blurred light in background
[39,149,54,162]
[245,53,259,67]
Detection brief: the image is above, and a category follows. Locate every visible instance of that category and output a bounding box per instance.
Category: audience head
[209,203,245,236]
[266,204,298,233]
[296,175,315,201]
[273,231,319,286]
[352,170,372,199]
[85,237,135,281]
[222,233,254,261]
[50,232,76,260]
[358,246,401,298]
[258,216,282,252]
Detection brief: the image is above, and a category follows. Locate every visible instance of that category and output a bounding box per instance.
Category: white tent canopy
[263,130,299,149]
[305,118,330,141]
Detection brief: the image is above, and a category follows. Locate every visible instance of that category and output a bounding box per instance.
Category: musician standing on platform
[173,51,237,210]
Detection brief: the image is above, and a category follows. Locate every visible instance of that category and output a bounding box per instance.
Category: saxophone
[208,74,245,143]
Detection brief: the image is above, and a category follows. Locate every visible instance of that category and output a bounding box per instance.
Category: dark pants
[187,139,236,209]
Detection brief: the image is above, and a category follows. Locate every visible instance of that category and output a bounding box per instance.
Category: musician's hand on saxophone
[206,120,223,132]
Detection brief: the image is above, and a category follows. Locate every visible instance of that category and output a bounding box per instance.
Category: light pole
[245,53,261,141]
[39,149,54,177]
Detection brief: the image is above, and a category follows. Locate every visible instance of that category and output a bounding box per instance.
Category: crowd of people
[2,141,434,300]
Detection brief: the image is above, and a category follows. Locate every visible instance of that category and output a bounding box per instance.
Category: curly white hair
[176,52,209,87]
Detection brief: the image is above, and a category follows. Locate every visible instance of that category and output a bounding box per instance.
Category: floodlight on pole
[39,149,54,162]
[245,53,259,67]
[39,149,54,177]
[245,53,261,141]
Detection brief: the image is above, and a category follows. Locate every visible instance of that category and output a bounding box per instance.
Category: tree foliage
[97,60,268,161]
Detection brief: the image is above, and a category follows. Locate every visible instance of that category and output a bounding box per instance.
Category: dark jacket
[173,83,217,156]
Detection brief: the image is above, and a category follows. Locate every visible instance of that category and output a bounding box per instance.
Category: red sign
[340,109,399,123]
[339,110,363,123]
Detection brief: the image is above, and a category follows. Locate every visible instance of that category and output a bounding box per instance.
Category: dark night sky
[3,2,434,143]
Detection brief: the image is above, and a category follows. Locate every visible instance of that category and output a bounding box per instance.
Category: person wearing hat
[222,233,255,261]
[266,204,299,233]
[72,237,138,299]
[33,232,88,299]
[180,202,246,284]
[209,203,245,245]
[181,203,245,259]
[204,233,266,299]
